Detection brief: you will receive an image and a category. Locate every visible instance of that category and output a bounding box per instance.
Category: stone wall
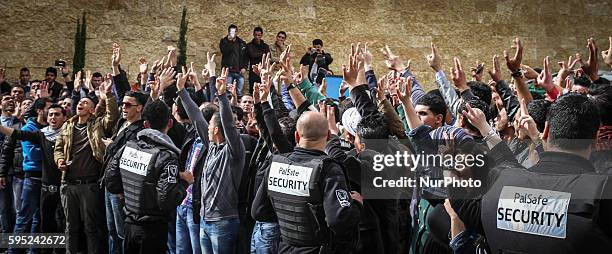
[1,0,611,90]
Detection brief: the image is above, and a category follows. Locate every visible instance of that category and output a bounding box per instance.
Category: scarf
[41,126,61,142]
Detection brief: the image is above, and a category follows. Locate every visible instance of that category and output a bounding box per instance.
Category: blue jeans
[250,221,280,254]
[176,205,201,254]
[105,189,125,254]
[200,218,240,254]
[226,72,245,97]
[10,177,41,254]
[0,175,23,233]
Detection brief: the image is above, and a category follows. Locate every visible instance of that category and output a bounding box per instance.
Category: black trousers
[40,188,65,254]
[125,221,168,254]
[60,183,107,254]
[248,69,261,95]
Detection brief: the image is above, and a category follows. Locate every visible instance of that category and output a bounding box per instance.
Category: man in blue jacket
[10,97,52,254]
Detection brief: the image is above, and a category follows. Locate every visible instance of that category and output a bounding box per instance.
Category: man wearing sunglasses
[102,90,147,254]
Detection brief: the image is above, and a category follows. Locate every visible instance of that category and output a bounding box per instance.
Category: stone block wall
[1,0,611,90]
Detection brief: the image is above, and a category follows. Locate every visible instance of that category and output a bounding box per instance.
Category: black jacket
[102,118,146,184]
[219,36,248,72]
[9,129,61,185]
[246,39,270,70]
[106,129,187,223]
[0,121,24,177]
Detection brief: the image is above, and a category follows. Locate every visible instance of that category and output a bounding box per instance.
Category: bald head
[296,111,329,142]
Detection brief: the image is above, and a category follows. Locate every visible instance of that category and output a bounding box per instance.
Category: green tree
[177,6,188,70]
[73,12,87,76]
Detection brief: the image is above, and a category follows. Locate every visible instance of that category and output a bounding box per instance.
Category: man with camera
[299,39,333,85]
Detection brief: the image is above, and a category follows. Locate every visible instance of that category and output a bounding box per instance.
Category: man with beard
[102,91,147,254]
[0,93,19,237]
[54,77,118,254]
[0,104,67,254]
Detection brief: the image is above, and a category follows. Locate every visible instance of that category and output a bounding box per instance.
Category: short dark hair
[48,104,66,116]
[11,84,25,91]
[357,113,391,152]
[228,24,237,32]
[253,26,263,33]
[277,31,287,38]
[231,106,244,122]
[212,112,223,137]
[573,75,592,88]
[1,92,11,98]
[459,99,491,133]
[547,93,600,150]
[312,39,323,47]
[20,67,29,73]
[279,116,297,147]
[124,91,148,106]
[416,91,447,116]
[142,100,171,131]
[468,81,492,105]
[45,67,57,76]
[173,90,197,120]
[527,99,551,132]
[28,97,52,118]
[589,83,612,125]
[201,103,218,122]
[92,72,103,78]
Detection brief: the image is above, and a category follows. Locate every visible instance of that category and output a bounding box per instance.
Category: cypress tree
[177,6,188,71]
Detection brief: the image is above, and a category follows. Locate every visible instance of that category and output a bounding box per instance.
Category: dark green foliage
[73,12,87,76]
[177,6,188,71]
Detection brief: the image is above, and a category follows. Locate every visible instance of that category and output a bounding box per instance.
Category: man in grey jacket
[177,67,245,254]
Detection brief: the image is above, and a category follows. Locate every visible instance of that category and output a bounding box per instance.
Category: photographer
[299,39,333,84]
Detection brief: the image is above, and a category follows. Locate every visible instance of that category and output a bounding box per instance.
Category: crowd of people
[0,23,611,254]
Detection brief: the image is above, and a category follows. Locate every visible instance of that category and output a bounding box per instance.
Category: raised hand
[536,56,553,90]
[84,70,92,90]
[318,77,328,96]
[504,37,523,72]
[150,77,161,101]
[112,44,122,67]
[38,81,49,98]
[581,37,599,81]
[557,55,578,82]
[0,68,5,84]
[165,46,177,68]
[601,37,612,68]
[339,81,349,97]
[427,42,441,72]
[151,58,164,73]
[450,57,468,91]
[104,73,113,94]
[259,74,273,101]
[488,55,502,82]
[363,42,373,70]
[395,77,413,105]
[139,57,148,74]
[176,66,189,91]
[158,67,176,90]
[462,103,490,134]
[216,67,229,95]
[74,71,82,91]
[205,52,216,76]
[343,44,364,88]
[376,75,388,102]
[444,199,466,240]
[470,61,484,82]
[380,45,406,72]
[292,64,306,84]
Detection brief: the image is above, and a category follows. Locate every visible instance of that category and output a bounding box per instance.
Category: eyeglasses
[122,102,138,108]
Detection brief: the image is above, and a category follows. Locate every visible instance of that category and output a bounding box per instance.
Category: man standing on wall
[219,24,248,97]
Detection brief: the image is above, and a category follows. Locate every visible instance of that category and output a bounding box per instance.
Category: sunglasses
[122,102,139,108]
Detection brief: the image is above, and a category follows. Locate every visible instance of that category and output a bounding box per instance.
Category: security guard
[481,93,612,253]
[252,111,362,254]
[106,100,188,254]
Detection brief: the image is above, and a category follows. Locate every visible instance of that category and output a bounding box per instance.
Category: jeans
[226,72,245,97]
[199,218,240,254]
[9,177,42,254]
[0,175,23,234]
[105,189,125,254]
[250,221,280,254]
[176,205,201,254]
[61,182,108,254]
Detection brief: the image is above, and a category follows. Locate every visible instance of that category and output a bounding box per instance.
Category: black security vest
[267,154,327,246]
[119,141,164,218]
[482,168,612,253]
